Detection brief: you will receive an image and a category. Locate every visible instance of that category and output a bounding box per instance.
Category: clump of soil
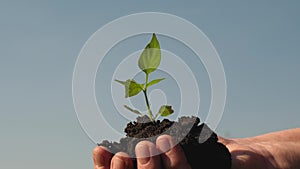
[99,116,231,169]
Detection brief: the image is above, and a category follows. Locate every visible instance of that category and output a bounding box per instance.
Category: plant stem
[144,73,154,122]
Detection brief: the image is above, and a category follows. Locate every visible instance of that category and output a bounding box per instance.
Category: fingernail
[136,144,150,164]
[158,137,171,152]
[112,157,125,169]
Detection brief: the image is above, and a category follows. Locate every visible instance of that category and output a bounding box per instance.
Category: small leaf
[124,105,142,115]
[115,79,143,98]
[115,79,126,85]
[158,105,174,117]
[146,78,165,88]
[138,33,161,74]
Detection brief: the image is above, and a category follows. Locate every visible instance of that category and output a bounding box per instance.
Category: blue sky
[1,1,299,168]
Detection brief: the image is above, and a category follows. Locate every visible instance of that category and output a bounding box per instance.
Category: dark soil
[98,116,231,169]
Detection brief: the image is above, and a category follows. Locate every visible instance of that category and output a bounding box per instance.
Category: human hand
[92,135,191,169]
[94,129,300,169]
[218,135,300,169]
[218,136,273,169]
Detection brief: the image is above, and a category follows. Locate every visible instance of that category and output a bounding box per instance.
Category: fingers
[92,146,113,169]
[93,136,191,169]
[111,152,134,169]
[135,141,162,169]
[156,135,191,169]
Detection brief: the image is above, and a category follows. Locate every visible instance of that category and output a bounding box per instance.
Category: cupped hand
[218,136,291,169]
[92,135,191,169]
[94,129,300,169]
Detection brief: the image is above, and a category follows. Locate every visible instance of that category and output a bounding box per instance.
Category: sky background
[1,1,299,169]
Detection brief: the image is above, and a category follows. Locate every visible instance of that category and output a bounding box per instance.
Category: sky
[0,1,299,169]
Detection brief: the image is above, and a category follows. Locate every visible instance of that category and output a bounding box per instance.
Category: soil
[98,116,232,169]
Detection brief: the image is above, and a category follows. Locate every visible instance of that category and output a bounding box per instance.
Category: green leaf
[124,105,142,115]
[146,78,165,88]
[158,105,174,117]
[115,79,143,98]
[138,33,161,74]
[115,79,126,85]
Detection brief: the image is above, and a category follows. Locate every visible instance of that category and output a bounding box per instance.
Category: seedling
[115,33,174,122]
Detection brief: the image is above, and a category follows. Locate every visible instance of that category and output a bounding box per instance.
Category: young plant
[115,33,174,122]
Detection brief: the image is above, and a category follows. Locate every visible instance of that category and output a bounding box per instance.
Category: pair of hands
[93,134,283,169]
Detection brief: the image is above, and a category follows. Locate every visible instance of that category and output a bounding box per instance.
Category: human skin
[93,135,191,169]
[219,128,300,169]
[93,128,300,169]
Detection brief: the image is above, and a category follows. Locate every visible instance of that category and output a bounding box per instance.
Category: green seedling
[115,33,174,122]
